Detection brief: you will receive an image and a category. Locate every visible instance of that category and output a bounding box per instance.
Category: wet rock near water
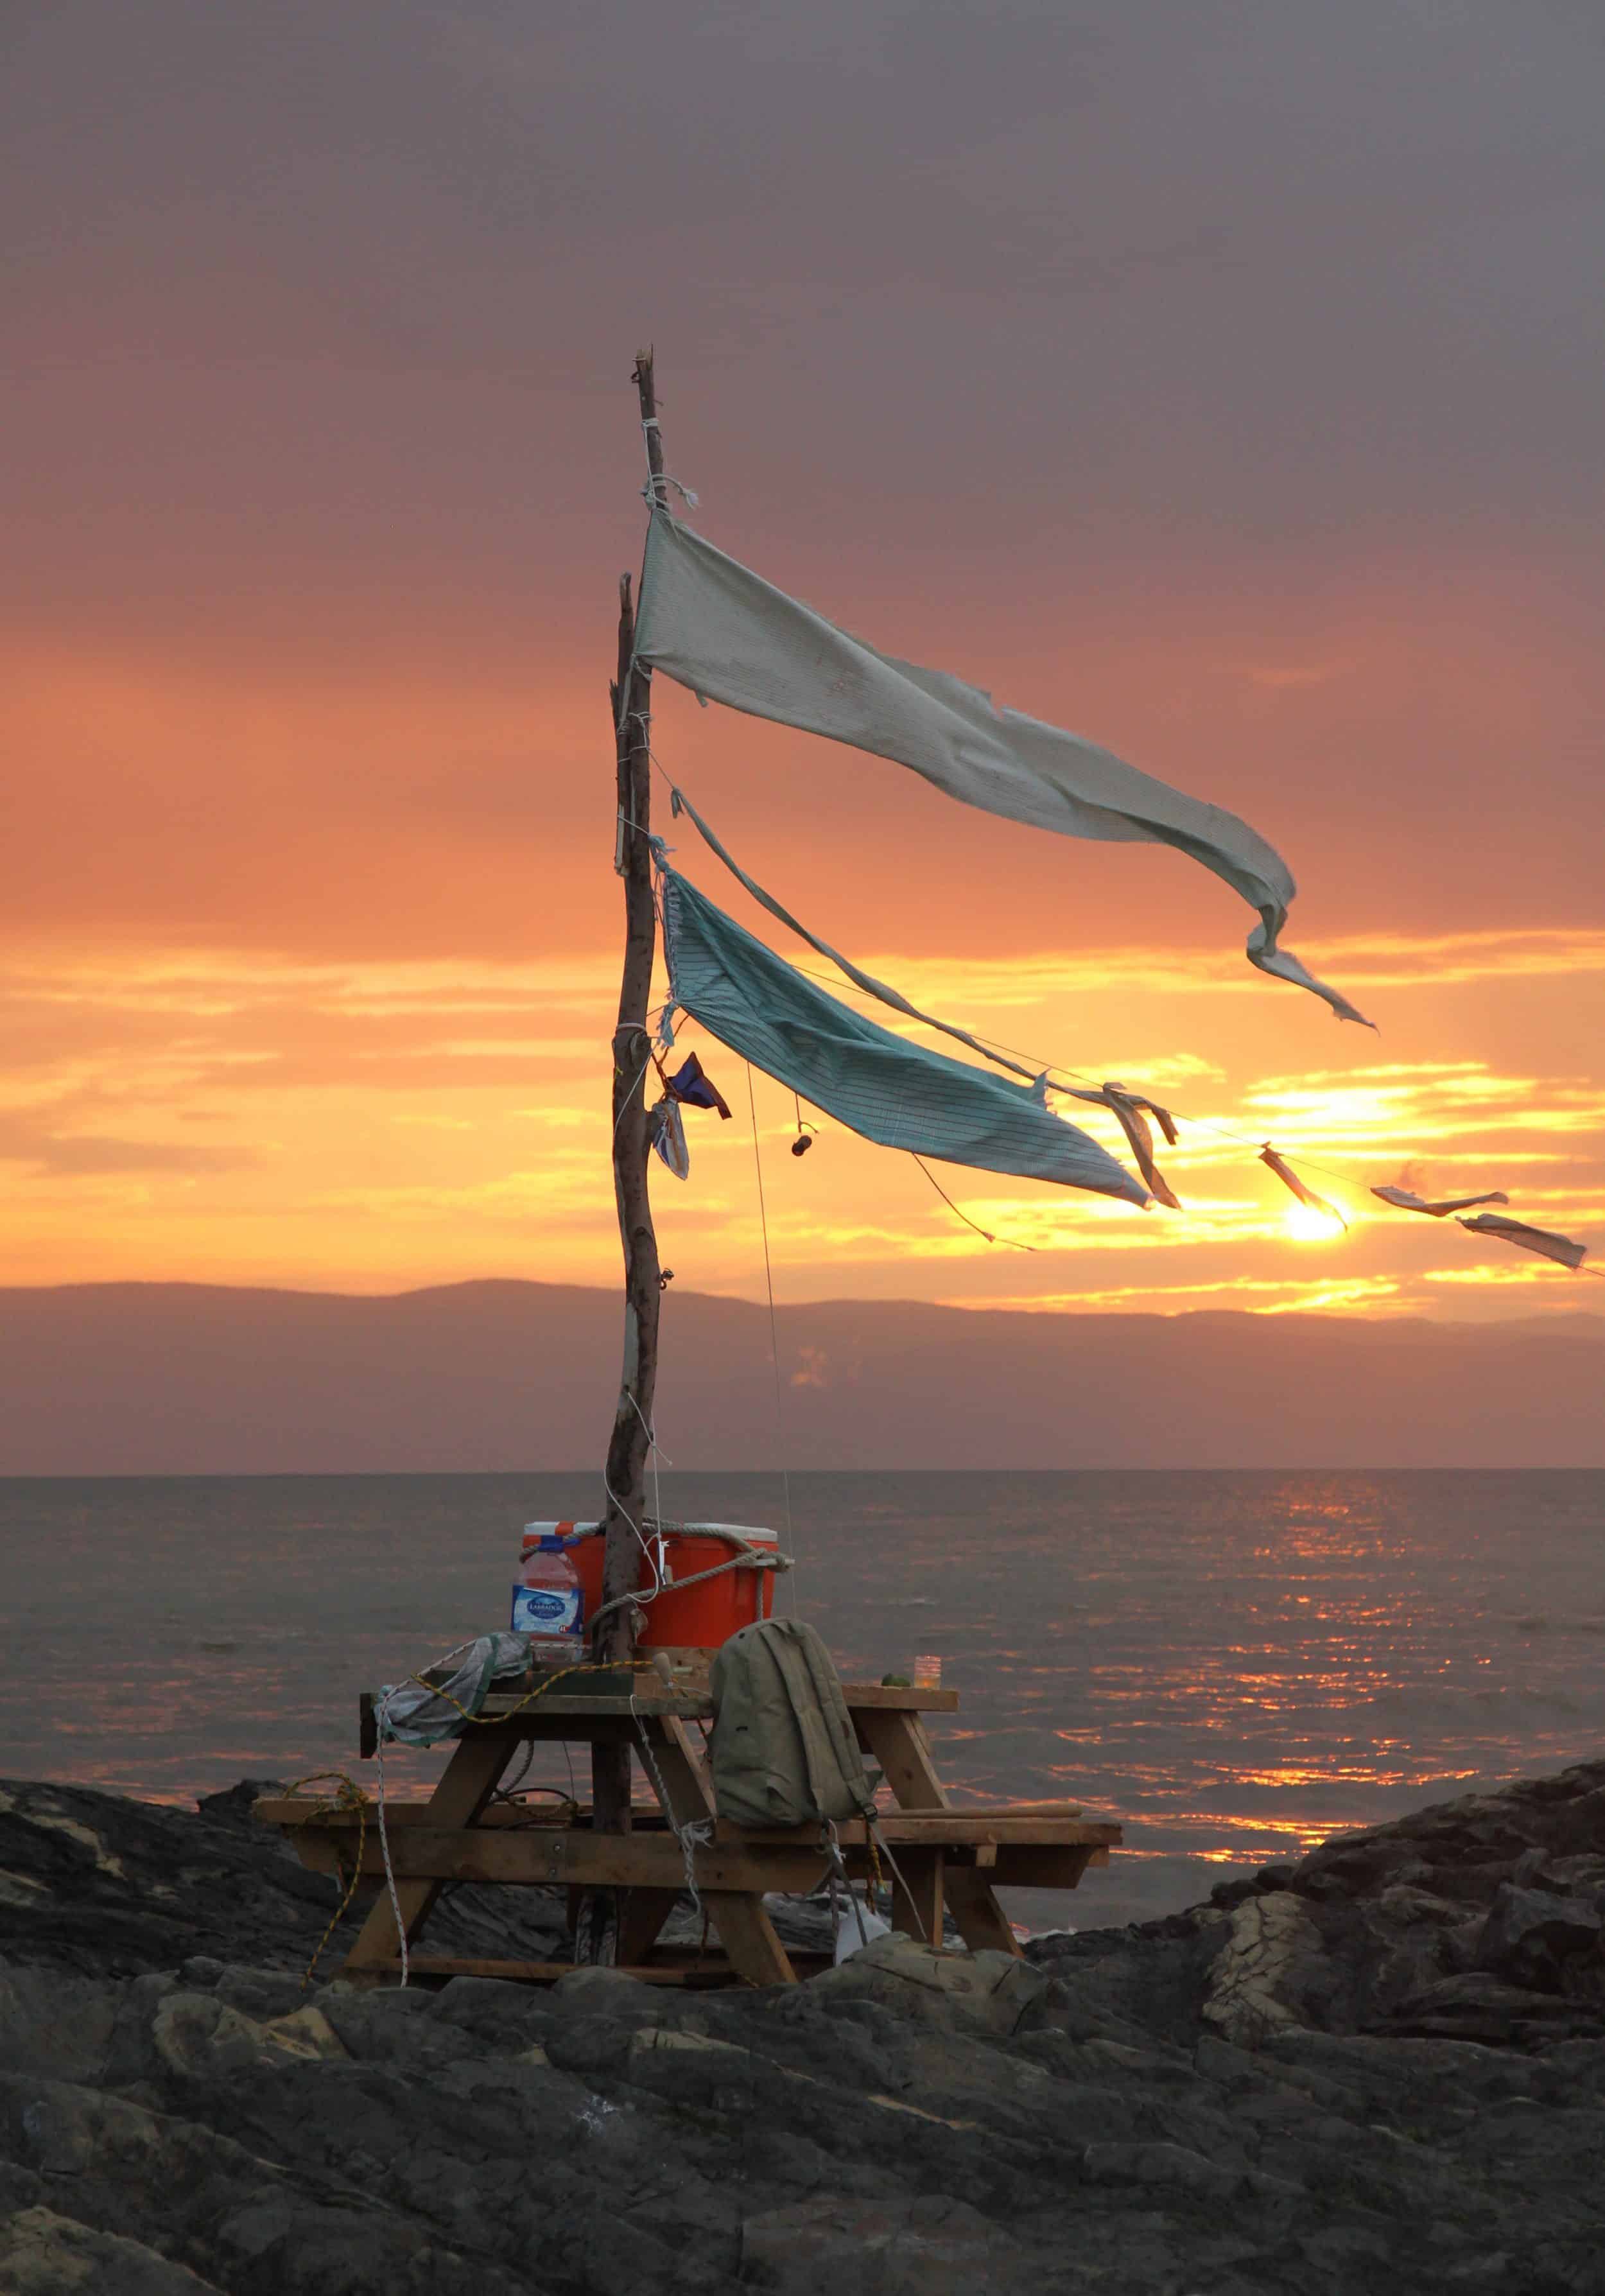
[1104,1755,1605,2055]
[4,1768,1605,2292]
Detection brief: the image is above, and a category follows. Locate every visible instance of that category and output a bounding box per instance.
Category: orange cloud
[1,941,1598,1323]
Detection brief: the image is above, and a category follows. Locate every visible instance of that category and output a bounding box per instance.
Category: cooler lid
[654,1521,778,1545]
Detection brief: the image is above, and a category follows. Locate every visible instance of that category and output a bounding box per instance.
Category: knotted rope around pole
[282,1771,371,1990]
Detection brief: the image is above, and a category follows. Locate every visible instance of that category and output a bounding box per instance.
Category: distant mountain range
[1,1280,1601,1473]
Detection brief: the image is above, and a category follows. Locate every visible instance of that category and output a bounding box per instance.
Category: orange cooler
[532,1520,777,1650]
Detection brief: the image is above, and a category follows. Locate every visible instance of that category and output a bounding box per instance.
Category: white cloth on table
[377,1633,533,1747]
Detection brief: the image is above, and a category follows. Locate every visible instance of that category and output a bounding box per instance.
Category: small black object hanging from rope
[790,1092,817,1157]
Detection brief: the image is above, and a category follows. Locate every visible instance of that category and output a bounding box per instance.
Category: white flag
[636,511,1371,1027]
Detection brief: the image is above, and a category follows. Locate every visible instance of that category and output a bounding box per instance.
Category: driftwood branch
[591,348,666,1839]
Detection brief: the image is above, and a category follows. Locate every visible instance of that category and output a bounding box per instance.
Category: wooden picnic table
[257,1662,1120,1988]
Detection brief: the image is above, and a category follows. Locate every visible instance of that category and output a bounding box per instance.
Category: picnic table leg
[889,1846,944,1945]
[855,1708,1021,1960]
[941,1863,1023,1956]
[701,1892,796,1987]
[342,1726,517,1979]
[614,1719,711,1964]
[641,1715,716,1824]
[616,1887,682,1965]
[639,1715,797,1986]
[856,1708,948,1811]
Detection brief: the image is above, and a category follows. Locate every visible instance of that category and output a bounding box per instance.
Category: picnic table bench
[257,1661,1121,1988]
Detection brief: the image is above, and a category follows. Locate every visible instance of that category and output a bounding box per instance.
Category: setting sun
[1283,1201,1348,1244]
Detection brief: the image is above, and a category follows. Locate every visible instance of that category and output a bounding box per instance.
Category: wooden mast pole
[592,349,666,1839]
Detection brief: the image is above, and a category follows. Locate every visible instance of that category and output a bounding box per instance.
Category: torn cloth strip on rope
[634,510,1372,1027]
[1063,1083,1182,1209]
[659,865,1147,1205]
[1455,1212,1588,1269]
[1371,1185,1509,1218]
[1260,1144,1348,1231]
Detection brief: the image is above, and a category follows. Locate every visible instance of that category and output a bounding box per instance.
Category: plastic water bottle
[511,1530,585,1662]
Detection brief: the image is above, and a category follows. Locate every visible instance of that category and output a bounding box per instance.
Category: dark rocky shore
[6,1766,1605,2293]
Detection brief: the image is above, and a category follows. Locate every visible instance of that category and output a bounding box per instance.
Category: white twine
[627,1390,671,1592]
[373,1688,409,1987]
[825,1818,871,1950]
[630,1701,716,1921]
[372,1633,492,1990]
[641,418,700,510]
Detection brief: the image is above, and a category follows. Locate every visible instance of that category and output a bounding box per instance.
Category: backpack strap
[788,1622,877,1818]
[759,1624,835,1819]
[762,1621,875,1822]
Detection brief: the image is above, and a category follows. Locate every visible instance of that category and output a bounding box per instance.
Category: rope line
[629,1705,716,1924]
[912,1153,1036,1250]
[283,1771,370,1990]
[745,1063,797,1585]
[612,1041,654,1143]
[625,1391,672,1594]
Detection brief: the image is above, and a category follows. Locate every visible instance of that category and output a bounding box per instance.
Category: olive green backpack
[709,1618,877,1830]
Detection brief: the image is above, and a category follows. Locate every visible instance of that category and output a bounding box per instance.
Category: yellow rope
[286,1659,653,1988]
[399,1657,594,1729]
[283,1771,370,1990]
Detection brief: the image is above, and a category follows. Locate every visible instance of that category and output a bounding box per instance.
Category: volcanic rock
[1475,1884,1603,1990]
[4,1765,1605,2292]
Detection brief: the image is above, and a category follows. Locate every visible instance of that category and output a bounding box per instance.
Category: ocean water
[4,1469,1604,1929]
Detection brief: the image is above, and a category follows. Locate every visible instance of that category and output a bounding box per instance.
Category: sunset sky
[6,1,1603,1322]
